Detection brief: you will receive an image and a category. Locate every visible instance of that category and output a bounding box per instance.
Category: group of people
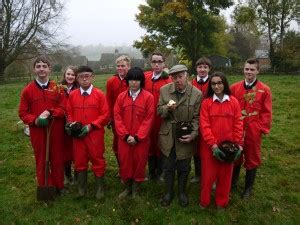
[18,53,272,210]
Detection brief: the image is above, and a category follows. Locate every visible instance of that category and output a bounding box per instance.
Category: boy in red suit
[144,52,171,181]
[114,67,154,198]
[19,56,65,199]
[190,57,212,183]
[231,58,272,198]
[106,55,131,167]
[199,72,243,209]
[66,66,109,199]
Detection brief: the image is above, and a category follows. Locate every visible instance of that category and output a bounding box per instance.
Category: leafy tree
[0,0,65,81]
[134,0,234,70]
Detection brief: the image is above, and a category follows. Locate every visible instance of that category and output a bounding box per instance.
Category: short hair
[126,67,145,88]
[206,72,231,97]
[77,65,93,74]
[195,57,212,69]
[116,55,131,65]
[61,66,79,87]
[245,58,260,70]
[33,56,51,67]
[151,52,165,62]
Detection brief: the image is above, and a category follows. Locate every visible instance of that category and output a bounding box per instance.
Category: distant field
[0,74,299,224]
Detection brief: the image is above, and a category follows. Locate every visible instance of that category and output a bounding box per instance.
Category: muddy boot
[241,169,257,199]
[77,171,87,197]
[64,162,73,185]
[95,176,104,200]
[132,180,141,198]
[178,172,189,207]
[160,172,175,207]
[73,170,78,185]
[118,179,132,199]
[231,165,241,191]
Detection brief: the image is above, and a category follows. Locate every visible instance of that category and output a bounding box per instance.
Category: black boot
[157,157,164,183]
[190,156,200,183]
[64,162,73,185]
[95,176,104,200]
[132,180,141,198]
[118,179,132,199]
[178,172,189,207]
[148,156,157,180]
[160,172,175,206]
[77,171,87,197]
[231,165,241,191]
[241,169,257,199]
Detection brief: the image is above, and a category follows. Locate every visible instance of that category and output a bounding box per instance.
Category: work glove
[36,117,49,127]
[78,125,90,138]
[212,148,226,161]
[234,149,242,161]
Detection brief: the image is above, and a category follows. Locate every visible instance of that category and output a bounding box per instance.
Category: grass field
[0,74,299,225]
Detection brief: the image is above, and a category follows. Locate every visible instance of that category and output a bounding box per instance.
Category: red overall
[114,89,154,182]
[231,80,272,169]
[66,88,109,177]
[106,75,128,156]
[144,71,171,157]
[199,96,243,207]
[19,80,65,189]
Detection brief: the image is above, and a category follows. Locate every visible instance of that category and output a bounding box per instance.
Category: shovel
[37,119,56,201]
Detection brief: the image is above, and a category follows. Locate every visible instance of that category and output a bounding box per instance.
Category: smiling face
[211,76,224,97]
[64,68,76,85]
[244,63,259,83]
[34,61,51,80]
[116,60,130,79]
[196,64,210,78]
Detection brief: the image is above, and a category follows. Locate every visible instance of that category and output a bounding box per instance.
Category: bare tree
[0,0,65,81]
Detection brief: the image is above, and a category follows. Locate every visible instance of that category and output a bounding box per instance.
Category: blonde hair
[116,55,131,66]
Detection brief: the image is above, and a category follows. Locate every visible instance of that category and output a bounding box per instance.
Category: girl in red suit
[61,66,79,185]
[199,72,243,209]
[114,67,154,198]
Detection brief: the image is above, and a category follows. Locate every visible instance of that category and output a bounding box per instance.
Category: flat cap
[168,64,188,75]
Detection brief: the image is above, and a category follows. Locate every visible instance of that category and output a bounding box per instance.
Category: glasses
[211,81,223,86]
[151,60,164,64]
[78,74,92,79]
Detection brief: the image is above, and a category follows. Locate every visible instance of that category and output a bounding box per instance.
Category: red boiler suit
[106,75,128,155]
[19,80,65,189]
[199,96,243,208]
[231,80,272,169]
[114,89,154,182]
[191,78,209,97]
[144,71,171,157]
[66,87,109,177]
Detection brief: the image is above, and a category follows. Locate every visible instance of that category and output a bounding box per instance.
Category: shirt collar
[245,79,256,86]
[152,72,162,80]
[129,89,141,100]
[118,74,125,80]
[197,75,208,82]
[213,94,230,103]
[80,85,93,95]
[35,78,49,88]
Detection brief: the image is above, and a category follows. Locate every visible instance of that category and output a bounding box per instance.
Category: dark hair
[245,58,260,70]
[206,72,231,97]
[33,56,51,67]
[126,67,145,88]
[61,66,79,88]
[77,65,93,73]
[195,57,212,69]
[151,52,165,62]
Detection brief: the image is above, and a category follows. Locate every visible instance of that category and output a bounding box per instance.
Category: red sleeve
[136,94,154,141]
[260,88,272,134]
[114,94,129,139]
[200,99,217,147]
[232,97,244,146]
[91,92,110,129]
[18,87,37,125]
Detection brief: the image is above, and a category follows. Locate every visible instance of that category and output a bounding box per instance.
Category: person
[114,67,154,198]
[157,65,202,207]
[66,66,109,199]
[190,57,212,183]
[19,56,65,198]
[199,72,243,209]
[106,55,131,168]
[230,58,272,198]
[144,52,172,181]
[61,66,79,185]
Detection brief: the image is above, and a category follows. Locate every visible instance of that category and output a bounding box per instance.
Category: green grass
[0,74,299,224]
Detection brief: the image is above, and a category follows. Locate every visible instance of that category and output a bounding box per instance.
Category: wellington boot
[132,181,141,199]
[231,165,241,192]
[160,172,175,207]
[178,172,189,207]
[241,169,257,199]
[95,176,104,200]
[77,171,87,197]
[118,179,132,199]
